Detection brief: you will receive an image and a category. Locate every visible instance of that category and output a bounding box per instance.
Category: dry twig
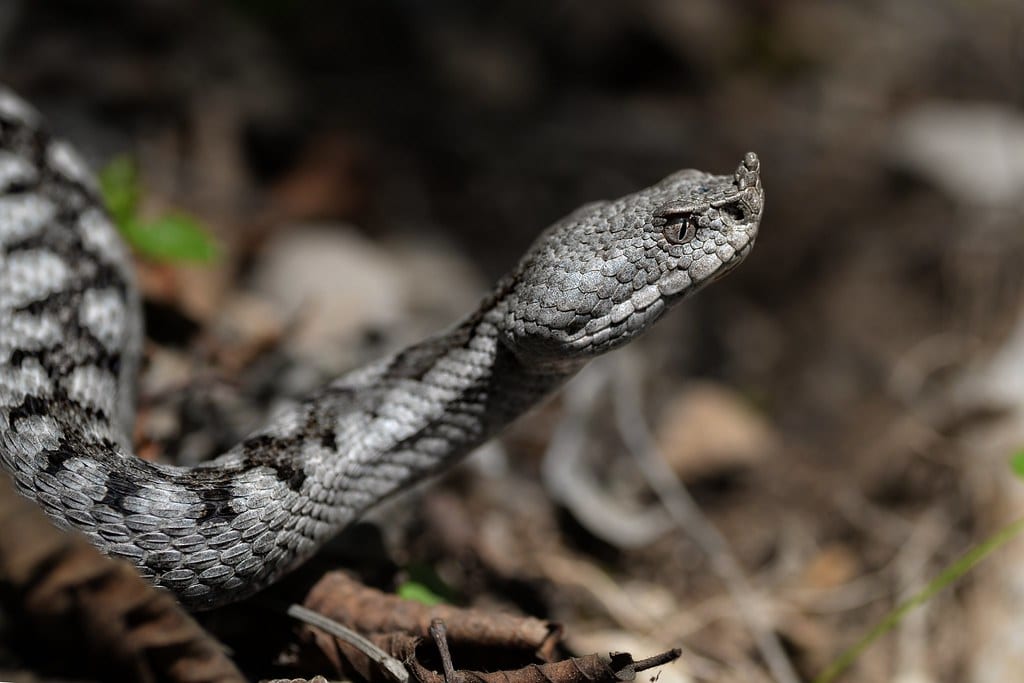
[288,603,409,683]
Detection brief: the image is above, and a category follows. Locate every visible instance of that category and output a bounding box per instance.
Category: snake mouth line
[707,240,755,285]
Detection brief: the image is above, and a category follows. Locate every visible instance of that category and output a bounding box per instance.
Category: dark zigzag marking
[1,119,124,343]
[4,208,134,281]
[9,345,122,378]
[240,435,307,492]
[229,389,364,497]
[378,279,513,384]
[169,462,252,525]
[1,106,102,203]
[5,305,125,391]
[40,434,85,476]
[36,144,104,203]
[99,465,145,511]
[193,484,236,525]
[39,432,119,477]
[2,122,131,416]
[6,393,50,427]
[10,250,128,311]
[382,384,490,468]
[0,176,39,196]
[7,386,112,432]
[6,166,129,321]
[381,329,561,470]
[0,117,48,170]
[371,345,503,466]
[9,248,129,379]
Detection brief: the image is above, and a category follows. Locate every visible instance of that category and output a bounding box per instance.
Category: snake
[0,85,763,609]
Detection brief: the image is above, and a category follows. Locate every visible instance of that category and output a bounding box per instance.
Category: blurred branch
[542,366,673,548]
[611,354,800,683]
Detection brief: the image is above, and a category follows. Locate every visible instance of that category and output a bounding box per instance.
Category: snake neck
[325,292,585,472]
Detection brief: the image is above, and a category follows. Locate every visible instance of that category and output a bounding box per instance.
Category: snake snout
[735,152,761,189]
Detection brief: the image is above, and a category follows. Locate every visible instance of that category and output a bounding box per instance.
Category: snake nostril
[722,203,745,222]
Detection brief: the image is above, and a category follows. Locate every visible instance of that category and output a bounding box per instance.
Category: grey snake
[0,85,764,609]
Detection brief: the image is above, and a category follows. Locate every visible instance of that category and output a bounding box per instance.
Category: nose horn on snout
[735,152,761,190]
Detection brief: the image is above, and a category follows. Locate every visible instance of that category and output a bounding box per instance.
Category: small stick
[430,618,458,683]
[287,603,409,683]
[631,648,683,672]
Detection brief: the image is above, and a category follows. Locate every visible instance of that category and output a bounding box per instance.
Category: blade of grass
[814,514,1024,683]
[1010,449,1024,479]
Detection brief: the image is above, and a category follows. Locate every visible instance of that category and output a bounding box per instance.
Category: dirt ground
[3,1,1024,682]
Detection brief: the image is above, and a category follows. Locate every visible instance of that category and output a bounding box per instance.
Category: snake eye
[664,214,698,245]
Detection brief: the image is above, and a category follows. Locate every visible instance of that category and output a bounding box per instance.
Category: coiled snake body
[0,86,763,609]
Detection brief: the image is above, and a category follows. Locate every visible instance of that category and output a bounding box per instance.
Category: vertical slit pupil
[665,214,697,244]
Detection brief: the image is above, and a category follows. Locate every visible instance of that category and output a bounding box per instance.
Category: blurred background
[3,1,1024,681]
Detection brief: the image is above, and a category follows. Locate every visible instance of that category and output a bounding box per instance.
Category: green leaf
[396,563,455,606]
[99,155,220,264]
[1011,450,1024,479]
[120,215,219,263]
[98,155,139,227]
[396,580,446,606]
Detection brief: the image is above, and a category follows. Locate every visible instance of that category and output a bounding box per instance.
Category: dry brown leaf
[305,571,561,658]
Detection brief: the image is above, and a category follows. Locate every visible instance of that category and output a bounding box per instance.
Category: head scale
[501,153,763,366]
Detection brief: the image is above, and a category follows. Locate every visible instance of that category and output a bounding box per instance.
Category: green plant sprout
[396,563,454,606]
[814,450,1024,683]
[396,580,447,607]
[99,156,219,263]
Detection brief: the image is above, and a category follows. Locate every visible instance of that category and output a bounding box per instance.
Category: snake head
[501,153,763,367]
